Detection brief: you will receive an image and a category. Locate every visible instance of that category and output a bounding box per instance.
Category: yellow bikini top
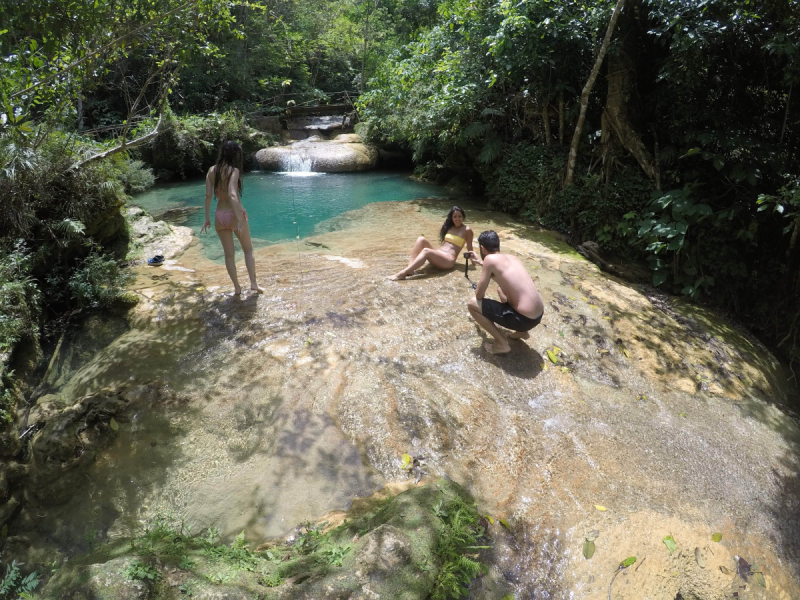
[444,232,466,248]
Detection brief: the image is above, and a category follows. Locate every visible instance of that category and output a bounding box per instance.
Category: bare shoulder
[484,253,501,267]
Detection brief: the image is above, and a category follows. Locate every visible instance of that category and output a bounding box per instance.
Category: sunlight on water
[132,171,448,261]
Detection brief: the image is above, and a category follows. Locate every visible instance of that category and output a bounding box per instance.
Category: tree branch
[69,112,164,171]
[10,0,196,100]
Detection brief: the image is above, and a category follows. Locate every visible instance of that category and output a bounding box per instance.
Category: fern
[0,561,40,597]
[478,138,503,164]
[52,218,86,237]
[461,121,491,141]
[480,107,505,118]
[430,493,487,600]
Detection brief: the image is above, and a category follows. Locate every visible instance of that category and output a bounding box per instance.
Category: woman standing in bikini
[388,206,473,280]
[201,141,264,294]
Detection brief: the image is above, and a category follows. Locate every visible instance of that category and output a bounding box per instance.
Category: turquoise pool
[132,171,448,260]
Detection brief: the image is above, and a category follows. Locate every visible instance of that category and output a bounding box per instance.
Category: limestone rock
[0,496,21,528]
[255,136,378,173]
[126,206,193,261]
[0,428,21,459]
[26,389,129,505]
[40,557,151,600]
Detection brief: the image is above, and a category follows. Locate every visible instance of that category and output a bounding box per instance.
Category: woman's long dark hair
[439,206,465,242]
[214,141,244,195]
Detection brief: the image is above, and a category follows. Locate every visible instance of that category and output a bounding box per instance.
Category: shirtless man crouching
[466,230,544,354]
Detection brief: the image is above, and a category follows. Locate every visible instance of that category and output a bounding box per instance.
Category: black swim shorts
[481,299,543,332]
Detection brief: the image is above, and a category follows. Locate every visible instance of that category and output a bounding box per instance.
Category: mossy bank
[39,479,503,600]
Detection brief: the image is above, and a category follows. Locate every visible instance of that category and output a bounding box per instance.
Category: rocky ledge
[255,134,379,173]
[126,206,194,262]
[39,479,506,600]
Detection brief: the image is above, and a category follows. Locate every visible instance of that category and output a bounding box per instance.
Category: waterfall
[281,150,316,175]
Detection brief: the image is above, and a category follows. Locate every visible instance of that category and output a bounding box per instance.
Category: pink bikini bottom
[214,209,247,231]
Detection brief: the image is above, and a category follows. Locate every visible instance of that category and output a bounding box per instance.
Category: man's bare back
[466,230,544,354]
[482,253,543,319]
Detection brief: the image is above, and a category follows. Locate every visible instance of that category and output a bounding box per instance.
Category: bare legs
[467,297,512,354]
[216,221,264,294]
[389,236,456,280]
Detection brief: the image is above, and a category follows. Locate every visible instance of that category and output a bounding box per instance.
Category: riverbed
[14,196,800,599]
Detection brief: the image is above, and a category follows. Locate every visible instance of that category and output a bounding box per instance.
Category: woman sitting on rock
[389,206,474,280]
[201,141,264,294]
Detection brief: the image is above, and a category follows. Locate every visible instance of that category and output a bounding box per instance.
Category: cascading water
[281,149,318,176]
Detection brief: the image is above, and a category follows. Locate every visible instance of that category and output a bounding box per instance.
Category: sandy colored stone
[13,198,800,599]
[256,137,378,172]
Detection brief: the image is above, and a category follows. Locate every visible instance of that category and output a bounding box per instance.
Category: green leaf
[620,556,637,568]
[484,515,494,524]
[400,453,412,469]
[583,539,595,559]
[663,535,677,554]
[711,532,722,543]
[546,350,558,364]
[653,270,668,286]
[499,519,511,532]
[109,418,119,431]
[696,204,713,217]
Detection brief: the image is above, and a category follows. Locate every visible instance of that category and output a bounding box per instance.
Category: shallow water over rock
[14,198,800,598]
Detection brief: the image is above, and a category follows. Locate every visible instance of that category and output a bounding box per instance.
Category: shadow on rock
[471,342,544,381]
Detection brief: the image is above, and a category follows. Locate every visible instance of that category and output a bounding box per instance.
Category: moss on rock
[39,479,495,600]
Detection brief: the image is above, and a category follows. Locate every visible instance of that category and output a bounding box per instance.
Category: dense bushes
[0,132,152,405]
[0,244,41,359]
[134,110,275,178]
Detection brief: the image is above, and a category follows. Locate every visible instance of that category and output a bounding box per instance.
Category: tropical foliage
[360,0,800,364]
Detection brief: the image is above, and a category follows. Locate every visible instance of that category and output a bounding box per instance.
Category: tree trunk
[558,90,565,145]
[542,99,551,146]
[361,2,370,93]
[564,0,626,186]
[76,89,84,132]
[601,42,659,186]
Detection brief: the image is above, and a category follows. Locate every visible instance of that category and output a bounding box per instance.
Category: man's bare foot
[388,272,407,281]
[233,285,242,296]
[509,331,530,340]
[484,341,511,355]
[250,284,265,294]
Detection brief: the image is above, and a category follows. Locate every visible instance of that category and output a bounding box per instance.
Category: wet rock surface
[126,206,194,261]
[9,198,800,599]
[255,135,378,172]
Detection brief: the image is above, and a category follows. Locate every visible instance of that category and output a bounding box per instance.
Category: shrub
[134,109,275,177]
[114,158,155,194]
[482,142,652,255]
[0,243,40,356]
[68,251,135,309]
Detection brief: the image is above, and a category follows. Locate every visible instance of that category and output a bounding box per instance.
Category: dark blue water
[132,171,447,260]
